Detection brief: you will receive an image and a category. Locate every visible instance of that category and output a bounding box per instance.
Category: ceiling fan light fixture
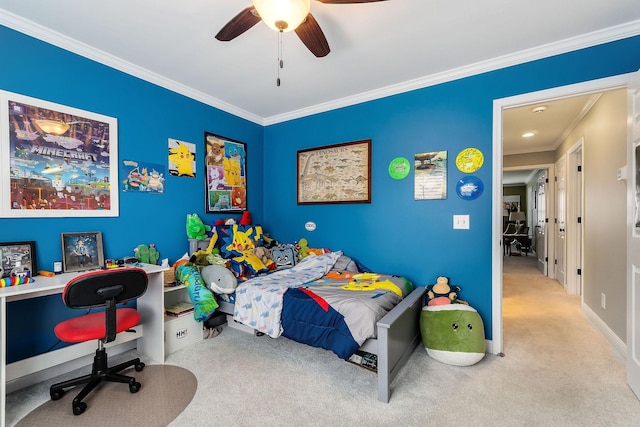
[253,0,311,33]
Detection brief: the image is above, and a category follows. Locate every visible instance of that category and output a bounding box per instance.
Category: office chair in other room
[49,267,148,415]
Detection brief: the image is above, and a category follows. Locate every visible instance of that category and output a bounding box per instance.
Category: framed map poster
[297,139,371,205]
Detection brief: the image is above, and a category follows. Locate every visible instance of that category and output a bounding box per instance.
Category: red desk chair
[49,267,148,415]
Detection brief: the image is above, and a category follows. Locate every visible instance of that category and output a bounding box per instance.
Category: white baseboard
[485,339,495,355]
[582,302,626,363]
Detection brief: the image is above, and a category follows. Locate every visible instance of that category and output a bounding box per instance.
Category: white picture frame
[0,90,118,217]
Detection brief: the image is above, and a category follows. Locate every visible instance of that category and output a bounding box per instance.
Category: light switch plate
[453,215,470,229]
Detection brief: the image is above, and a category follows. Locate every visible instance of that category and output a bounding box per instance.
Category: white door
[555,156,567,287]
[627,69,640,399]
[536,171,548,275]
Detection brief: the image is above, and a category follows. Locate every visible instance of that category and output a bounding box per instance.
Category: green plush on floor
[420,304,485,366]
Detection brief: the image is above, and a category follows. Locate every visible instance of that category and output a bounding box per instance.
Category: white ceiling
[502,94,598,185]
[1,0,639,127]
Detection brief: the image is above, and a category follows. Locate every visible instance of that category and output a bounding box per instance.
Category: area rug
[16,365,196,427]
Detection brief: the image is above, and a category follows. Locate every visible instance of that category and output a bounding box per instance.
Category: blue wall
[2,23,640,360]
[263,37,640,339]
[0,25,263,361]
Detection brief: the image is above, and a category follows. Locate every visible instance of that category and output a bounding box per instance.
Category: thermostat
[305,221,316,231]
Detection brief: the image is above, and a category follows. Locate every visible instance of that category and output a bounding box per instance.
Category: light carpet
[8,255,640,426]
[14,365,196,427]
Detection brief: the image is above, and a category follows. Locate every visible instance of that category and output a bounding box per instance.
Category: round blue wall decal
[456,176,483,200]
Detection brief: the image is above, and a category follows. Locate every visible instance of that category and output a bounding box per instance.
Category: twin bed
[189,225,426,402]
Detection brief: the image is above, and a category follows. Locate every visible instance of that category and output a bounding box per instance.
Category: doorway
[491,73,631,355]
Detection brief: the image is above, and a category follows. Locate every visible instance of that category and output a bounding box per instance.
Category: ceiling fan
[215,0,387,58]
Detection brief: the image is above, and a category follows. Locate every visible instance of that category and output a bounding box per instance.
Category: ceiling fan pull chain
[277,31,284,87]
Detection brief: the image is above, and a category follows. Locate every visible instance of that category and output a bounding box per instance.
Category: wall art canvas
[205,132,247,212]
[121,159,166,193]
[414,150,447,200]
[0,91,118,217]
[297,139,371,204]
[168,138,196,177]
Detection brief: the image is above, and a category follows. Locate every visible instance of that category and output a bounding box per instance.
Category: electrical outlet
[453,215,470,230]
[601,293,606,310]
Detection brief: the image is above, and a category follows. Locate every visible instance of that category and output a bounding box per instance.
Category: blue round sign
[456,176,483,200]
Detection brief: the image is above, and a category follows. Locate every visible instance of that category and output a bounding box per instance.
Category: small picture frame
[0,241,37,278]
[60,232,105,273]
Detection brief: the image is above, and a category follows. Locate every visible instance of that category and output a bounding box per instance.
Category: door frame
[566,137,585,296]
[491,73,632,354]
[555,154,567,287]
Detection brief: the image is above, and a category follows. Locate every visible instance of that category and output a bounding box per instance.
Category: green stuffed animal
[134,244,159,264]
[420,304,485,366]
[186,213,211,240]
[297,238,310,260]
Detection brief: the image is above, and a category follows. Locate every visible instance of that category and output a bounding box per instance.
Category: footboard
[375,286,426,403]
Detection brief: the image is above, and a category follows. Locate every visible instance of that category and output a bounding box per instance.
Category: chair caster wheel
[50,389,64,401]
[135,362,145,372]
[72,402,87,415]
[129,381,141,393]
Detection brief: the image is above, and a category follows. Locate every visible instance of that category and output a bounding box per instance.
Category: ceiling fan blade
[316,0,386,3]
[295,13,330,58]
[215,7,261,41]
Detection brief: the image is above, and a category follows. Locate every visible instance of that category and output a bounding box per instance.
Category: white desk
[0,263,168,427]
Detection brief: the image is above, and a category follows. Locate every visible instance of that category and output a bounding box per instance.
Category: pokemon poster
[121,159,165,194]
[205,132,247,212]
[168,138,196,177]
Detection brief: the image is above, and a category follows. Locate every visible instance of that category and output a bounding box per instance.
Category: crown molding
[2,9,639,127]
[264,19,640,125]
[0,9,265,125]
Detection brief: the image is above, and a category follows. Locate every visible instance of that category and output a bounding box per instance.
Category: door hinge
[554,259,558,265]
[545,257,548,262]
[545,218,549,223]
[577,268,582,275]
[577,217,582,224]
[577,165,582,172]
[545,177,549,183]
[554,176,558,182]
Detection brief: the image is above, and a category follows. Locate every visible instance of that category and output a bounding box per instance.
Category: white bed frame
[217,286,426,403]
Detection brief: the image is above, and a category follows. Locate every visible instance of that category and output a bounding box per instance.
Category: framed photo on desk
[61,232,104,273]
[0,240,36,277]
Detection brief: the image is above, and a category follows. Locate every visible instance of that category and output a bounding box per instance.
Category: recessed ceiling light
[531,105,547,113]
[522,132,535,138]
